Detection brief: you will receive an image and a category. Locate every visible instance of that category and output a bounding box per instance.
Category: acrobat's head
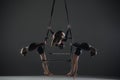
[89,47,97,56]
[51,30,65,48]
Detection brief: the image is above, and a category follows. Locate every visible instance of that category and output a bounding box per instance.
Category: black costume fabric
[28,43,45,54]
[73,42,90,56]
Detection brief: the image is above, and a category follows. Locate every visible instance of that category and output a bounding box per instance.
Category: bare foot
[44,72,53,76]
[66,72,77,77]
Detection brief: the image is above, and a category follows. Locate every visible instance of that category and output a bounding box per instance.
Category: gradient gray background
[0,0,120,78]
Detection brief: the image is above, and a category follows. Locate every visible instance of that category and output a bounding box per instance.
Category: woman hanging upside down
[20,30,97,76]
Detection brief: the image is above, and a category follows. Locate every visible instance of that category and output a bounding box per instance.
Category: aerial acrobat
[20,0,97,76]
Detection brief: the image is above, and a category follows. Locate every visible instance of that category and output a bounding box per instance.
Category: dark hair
[52,30,64,44]
[54,31,63,39]
[90,47,96,56]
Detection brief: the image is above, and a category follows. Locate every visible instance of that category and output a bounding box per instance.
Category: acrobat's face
[51,31,65,47]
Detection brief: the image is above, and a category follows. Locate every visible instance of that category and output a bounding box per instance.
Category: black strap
[49,0,70,27]
[48,0,56,27]
[65,28,72,40]
[44,0,56,42]
[45,29,54,41]
[64,0,70,25]
[45,0,71,42]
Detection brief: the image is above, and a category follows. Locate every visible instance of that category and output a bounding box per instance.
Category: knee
[74,48,81,56]
[37,46,44,54]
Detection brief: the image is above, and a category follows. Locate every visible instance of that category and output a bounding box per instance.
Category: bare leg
[40,53,53,76]
[67,54,79,77]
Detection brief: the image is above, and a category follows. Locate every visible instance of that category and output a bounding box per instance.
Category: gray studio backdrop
[0,0,120,77]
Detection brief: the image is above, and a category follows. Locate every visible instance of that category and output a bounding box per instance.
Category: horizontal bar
[40,59,71,62]
[48,53,71,55]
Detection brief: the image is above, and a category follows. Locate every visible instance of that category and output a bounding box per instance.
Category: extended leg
[67,42,97,76]
[66,48,80,77]
[20,42,53,75]
[37,46,53,76]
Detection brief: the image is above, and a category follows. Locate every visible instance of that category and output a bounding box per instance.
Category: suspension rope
[45,0,71,41]
[64,0,70,25]
[48,0,70,28]
[48,0,56,27]
[43,0,72,62]
[44,0,56,42]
